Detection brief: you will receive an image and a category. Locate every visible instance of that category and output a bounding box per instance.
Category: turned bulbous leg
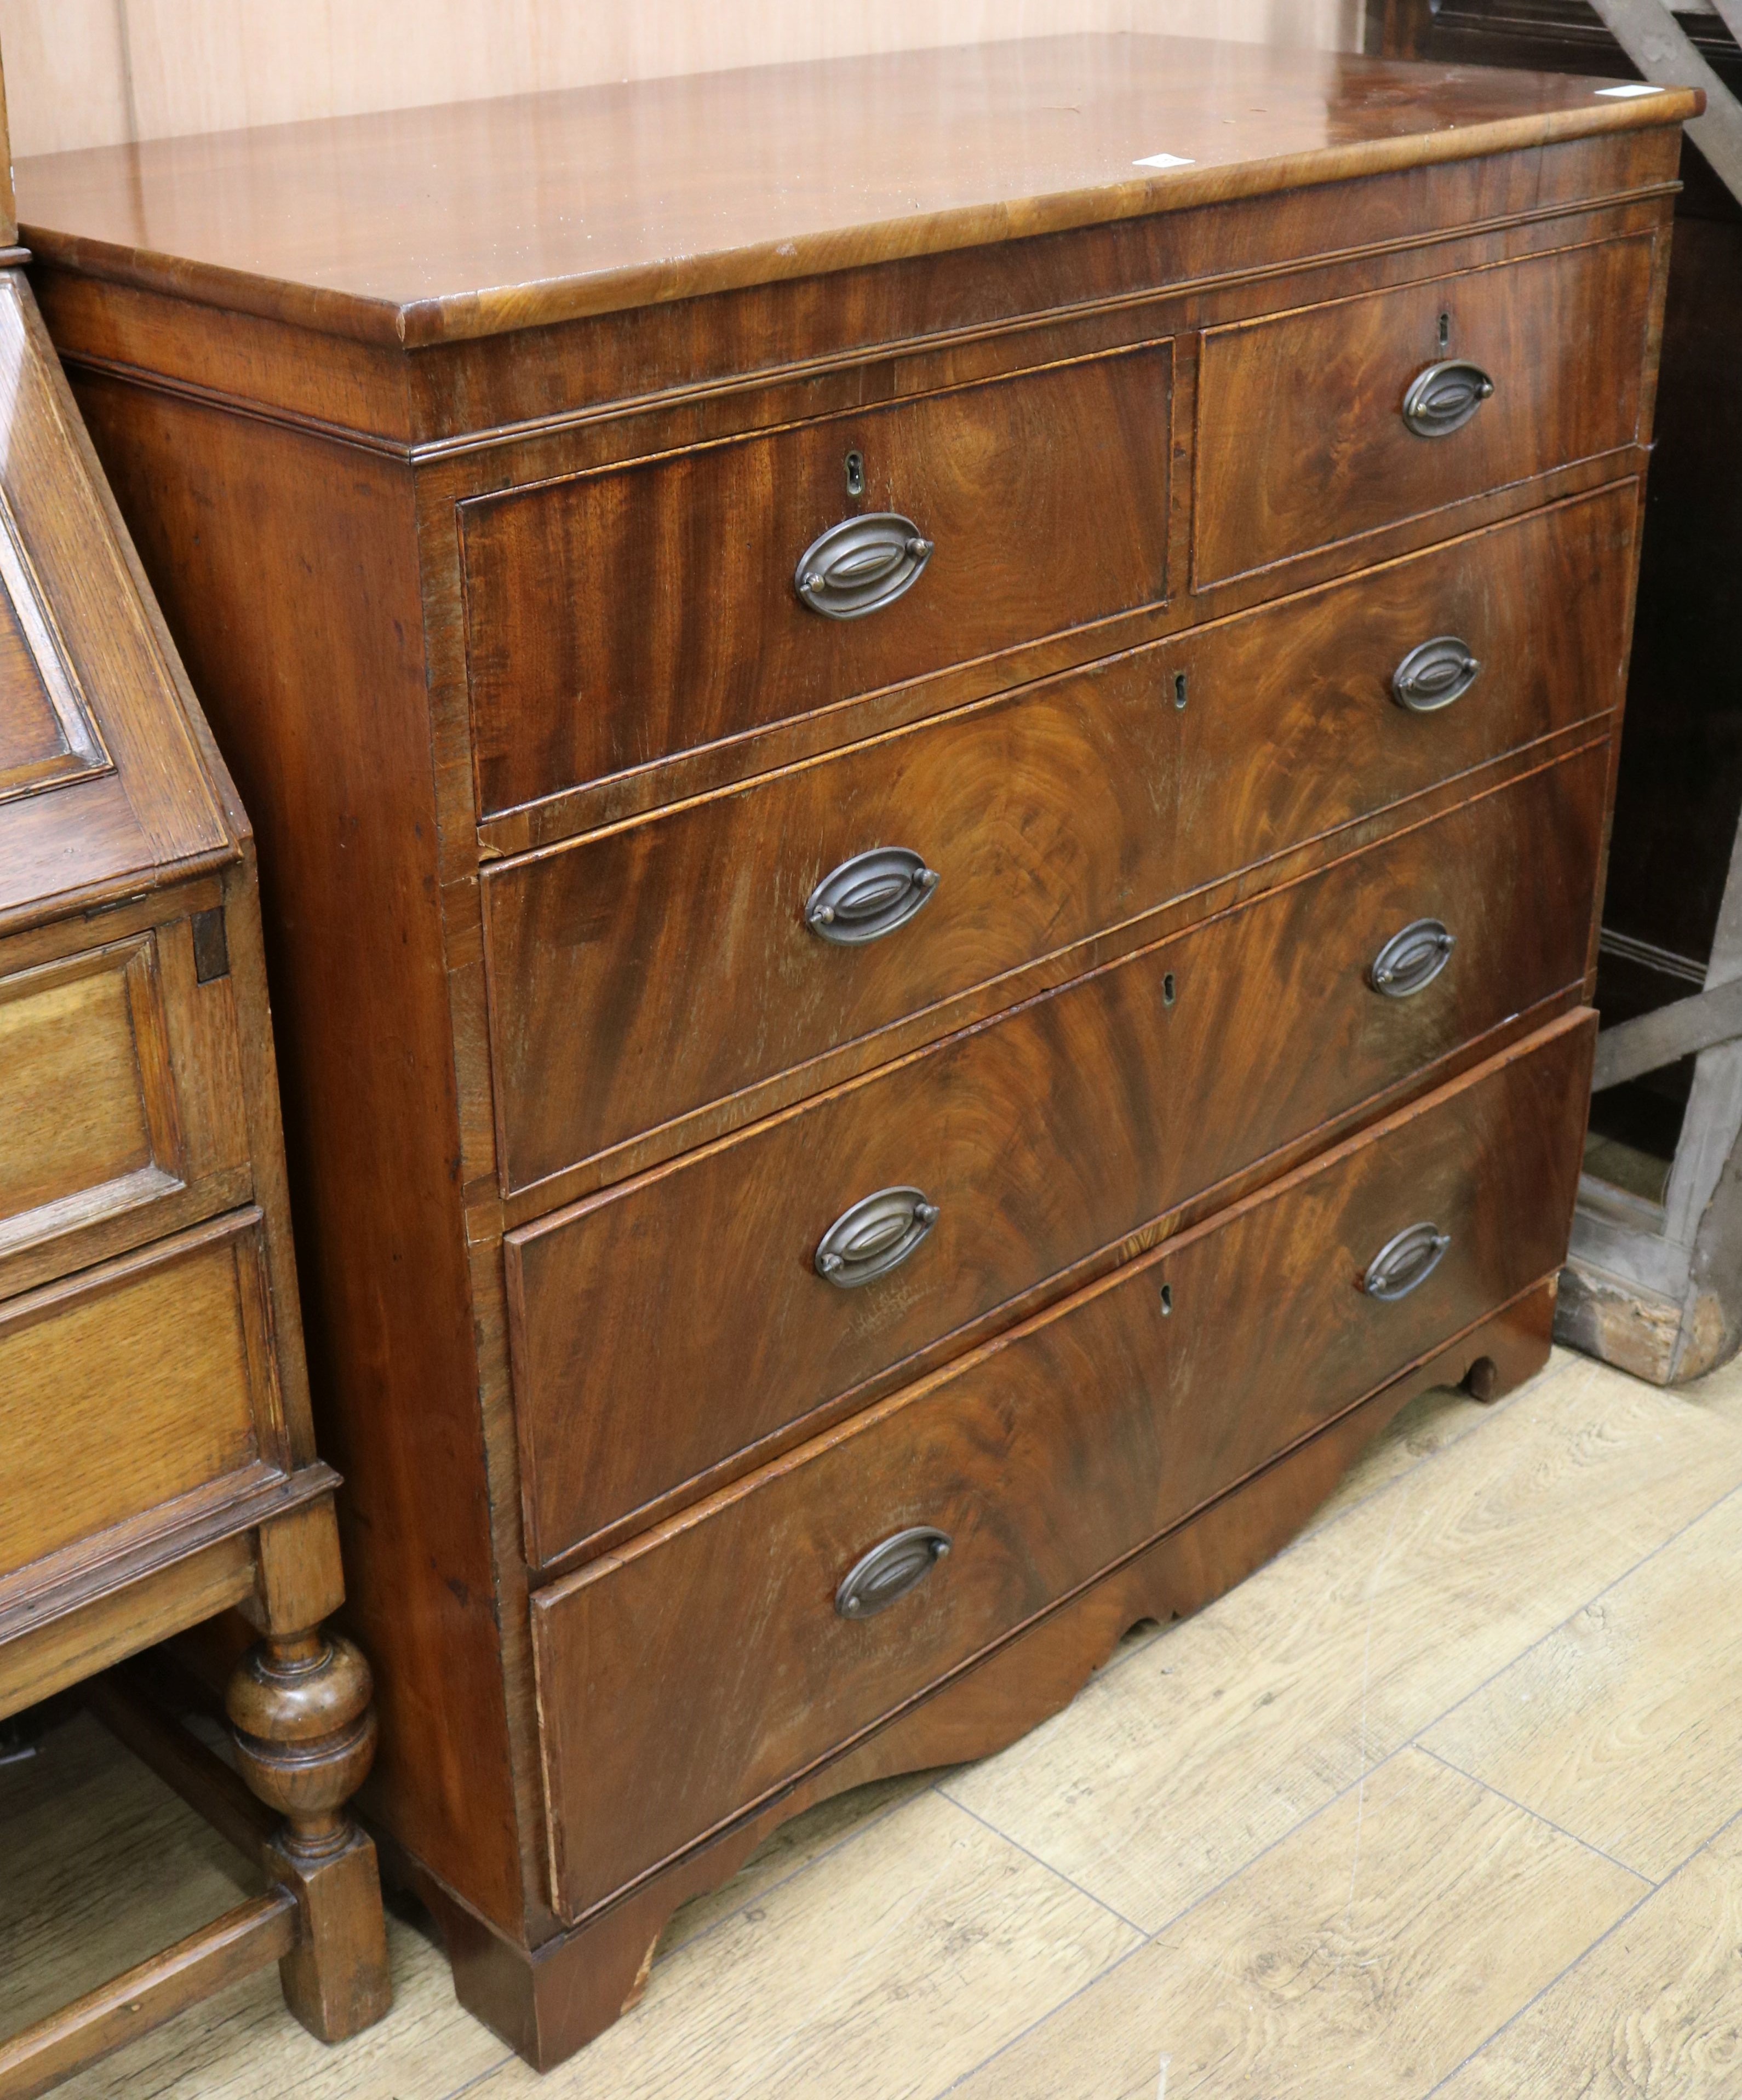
[227,1626,390,2040]
[227,1629,378,1859]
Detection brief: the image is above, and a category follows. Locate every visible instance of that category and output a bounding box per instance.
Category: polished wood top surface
[14,35,1699,347]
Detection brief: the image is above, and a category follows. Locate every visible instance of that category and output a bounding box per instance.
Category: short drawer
[461,340,1172,817]
[508,744,1606,1564]
[530,1012,1595,1917]
[1194,236,1652,584]
[0,1210,284,1586]
[0,935,182,1247]
[0,914,253,1294]
[484,481,1632,1189]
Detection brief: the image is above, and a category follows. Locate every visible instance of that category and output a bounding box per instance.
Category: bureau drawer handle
[1363,1221,1452,1301]
[1369,918,1456,999]
[1402,359,1495,439]
[795,512,933,619]
[806,847,940,944]
[1392,636,1482,713]
[815,1186,940,1287]
[835,1526,952,1619]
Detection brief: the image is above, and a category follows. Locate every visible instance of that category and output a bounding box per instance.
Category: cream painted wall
[0,0,1362,159]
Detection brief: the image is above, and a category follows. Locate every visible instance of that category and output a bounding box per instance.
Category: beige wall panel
[0,1,1360,159]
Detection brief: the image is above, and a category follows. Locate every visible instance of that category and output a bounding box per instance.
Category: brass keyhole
[1160,1283,1174,1317]
[1437,311,1450,354]
[1163,972,1177,1006]
[845,450,866,498]
[1173,671,1188,711]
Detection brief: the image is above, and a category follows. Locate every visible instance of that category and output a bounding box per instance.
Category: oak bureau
[15,36,1698,2067]
[0,40,388,2090]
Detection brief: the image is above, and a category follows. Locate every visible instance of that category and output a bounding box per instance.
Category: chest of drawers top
[17,36,1697,422]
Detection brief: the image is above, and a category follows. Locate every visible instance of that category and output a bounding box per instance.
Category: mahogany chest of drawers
[15,36,1697,2067]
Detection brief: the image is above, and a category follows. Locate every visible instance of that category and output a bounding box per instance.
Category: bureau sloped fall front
[14,36,1695,2070]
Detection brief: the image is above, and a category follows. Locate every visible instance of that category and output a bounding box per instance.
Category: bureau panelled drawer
[1195,236,1652,585]
[0,1210,283,1587]
[461,341,1172,818]
[530,1012,1594,1917]
[484,483,1632,1187]
[507,743,1605,1565]
[0,920,249,1290]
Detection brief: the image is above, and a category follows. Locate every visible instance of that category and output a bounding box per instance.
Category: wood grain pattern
[950,1748,1644,2100]
[25,130,1676,461]
[531,1017,1592,1918]
[0,936,175,1233]
[0,1894,298,2100]
[485,484,1633,1182]
[508,750,1606,1565]
[11,53,1687,2063]
[1436,1813,1742,2099]
[419,1287,1555,2068]
[1423,1481,1742,1879]
[462,341,1172,814]
[58,376,537,1929]
[1195,232,1653,583]
[0,1213,277,1577]
[0,184,385,2055]
[10,38,1699,343]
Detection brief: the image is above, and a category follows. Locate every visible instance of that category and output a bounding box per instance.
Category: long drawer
[462,339,1173,818]
[530,1012,1595,1918]
[1194,234,1652,583]
[484,483,1633,1187]
[507,744,1605,1565]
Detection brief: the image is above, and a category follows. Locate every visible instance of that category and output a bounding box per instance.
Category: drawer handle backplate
[796,512,933,619]
[1393,635,1482,713]
[1402,359,1495,438]
[835,1526,952,1619]
[806,846,940,944]
[816,1185,940,1288]
[1369,918,1456,999]
[1363,1220,1452,1301]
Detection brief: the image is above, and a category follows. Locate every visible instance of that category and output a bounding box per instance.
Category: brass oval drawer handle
[835,1526,952,1620]
[1402,359,1495,439]
[815,1186,939,1288]
[1392,635,1482,713]
[806,847,940,944]
[1363,1221,1451,1301]
[1369,917,1456,999]
[795,512,933,619]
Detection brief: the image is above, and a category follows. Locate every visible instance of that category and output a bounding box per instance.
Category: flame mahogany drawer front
[531,1013,1595,1918]
[462,338,1173,819]
[1193,234,1654,586]
[508,744,1607,1567]
[483,484,1634,1189]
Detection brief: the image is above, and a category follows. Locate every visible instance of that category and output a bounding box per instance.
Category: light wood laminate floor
[7,1343,1742,2098]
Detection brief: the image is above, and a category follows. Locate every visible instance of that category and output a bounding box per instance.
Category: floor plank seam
[931,1933,1154,2100]
[647,1777,948,1964]
[936,1740,1426,2099]
[1408,1740,1657,1886]
[933,1792,1153,1937]
[1419,1795,1742,2098]
[432,2051,518,2100]
[1397,1465,1742,1770]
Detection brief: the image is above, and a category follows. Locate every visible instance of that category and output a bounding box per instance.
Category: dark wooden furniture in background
[0,44,388,2099]
[15,38,1695,2068]
[1368,6,1742,1382]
